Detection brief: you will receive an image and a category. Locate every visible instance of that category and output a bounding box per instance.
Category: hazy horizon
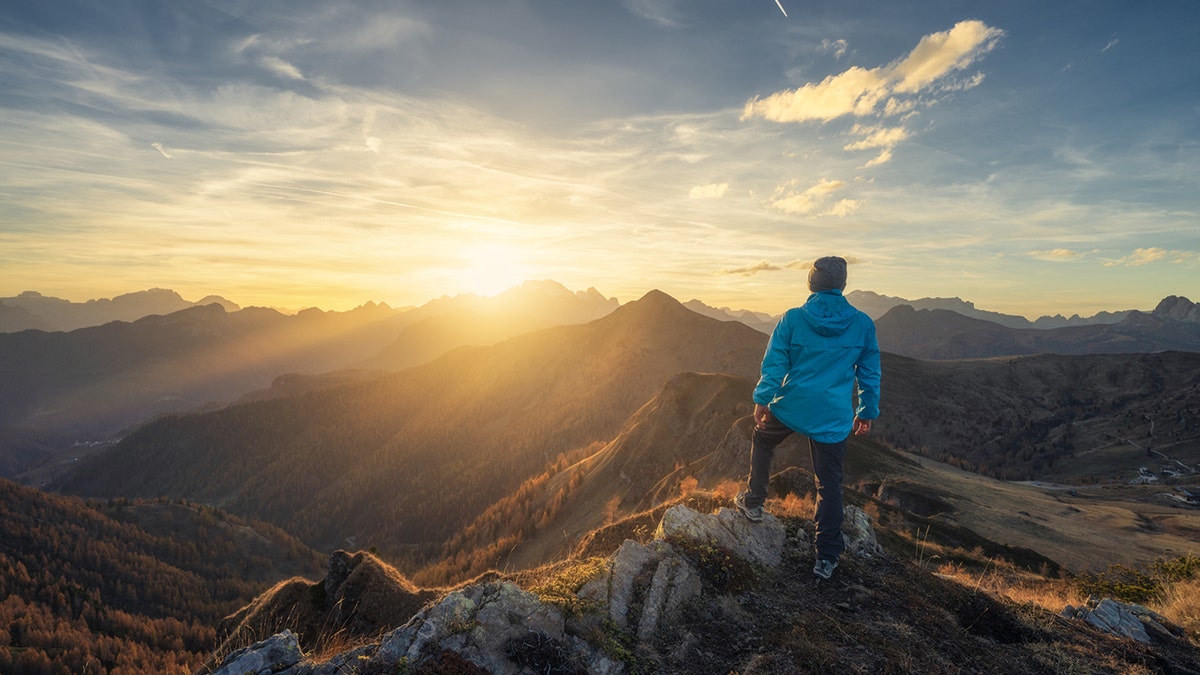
[2,1,1197,318]
[1,278,1182,320]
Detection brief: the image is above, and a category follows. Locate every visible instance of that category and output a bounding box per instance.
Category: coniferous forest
[0,479,323,674]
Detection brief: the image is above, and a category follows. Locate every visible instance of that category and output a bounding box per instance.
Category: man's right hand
[853,417,872,436]
[754,404,772,429]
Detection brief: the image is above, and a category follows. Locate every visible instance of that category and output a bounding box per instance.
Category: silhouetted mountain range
[0,288,240,333]
[355,280,617,371]
[0,281,618,479]
[846,289,1133,328]
[876,295,1200,359]
[55,290,767,556]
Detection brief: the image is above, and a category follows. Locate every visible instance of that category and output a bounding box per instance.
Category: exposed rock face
[209,504,872,675]
[1155,295,1199,322]
[213,629,303,674]
[654,505,787,568]
[842,504,882,558]
[1061,596,1179,644]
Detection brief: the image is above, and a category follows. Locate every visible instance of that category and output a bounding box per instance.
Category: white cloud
[861,149,892,168]
[151,142,173,159]
[824,198,861,217]
[260,55,305,80]
[1028,248,1084,261]
[689,182,730,199]
[891,21,1003,94]
[742,20,1003,124]
[1103,247,1174,267]
[1102,37,1120,53]
[822,38,849,60]
[770,178,845,214]
[844,125,910,151]
[720,260,781,276]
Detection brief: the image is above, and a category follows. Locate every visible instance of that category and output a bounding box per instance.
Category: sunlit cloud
[720,260,781,276]
[1102,37,1120,53]
[770,178,846,215]
[822,39,849,61]
[1103,247,1194,267]
[824,199,862,217]
[150,143,173,159]
[721,255,867,277]
[741,20,1003,124]
[1028,248,1084,261]
[689,182,730,199]
[260,56,305,80]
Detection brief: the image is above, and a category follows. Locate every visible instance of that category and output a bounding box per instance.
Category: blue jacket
[753,290,881,443]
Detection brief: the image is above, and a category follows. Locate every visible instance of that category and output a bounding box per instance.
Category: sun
[453,243,533,297]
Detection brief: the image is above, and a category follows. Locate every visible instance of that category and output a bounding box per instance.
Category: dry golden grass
[1152,578,1200,640]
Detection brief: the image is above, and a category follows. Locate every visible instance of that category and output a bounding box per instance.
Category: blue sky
[0,0,1197,316]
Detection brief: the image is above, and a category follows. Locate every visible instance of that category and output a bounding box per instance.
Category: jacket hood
[798,290,858,337]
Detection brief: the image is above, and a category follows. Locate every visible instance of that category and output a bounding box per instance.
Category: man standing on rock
[735,256,881,580]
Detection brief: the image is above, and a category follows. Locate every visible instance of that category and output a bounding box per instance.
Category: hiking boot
[813,557,839,580]
[734,491,763,523]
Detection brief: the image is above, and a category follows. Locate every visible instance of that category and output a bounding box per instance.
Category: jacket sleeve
[753,314,792,406]
[854,317,881,420]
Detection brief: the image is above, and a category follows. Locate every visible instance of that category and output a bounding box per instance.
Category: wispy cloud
[770,178,848,215]
[689,182,730,199]
[720,260,781,276]
[1102,37,1119,53]
[742,20,1002,123]
[822,39,849,60]
[623,0,683,28]
[1103,247,1195,267]
[1028,248,1084,261]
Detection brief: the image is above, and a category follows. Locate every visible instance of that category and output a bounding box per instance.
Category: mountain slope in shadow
[56,290,769,557]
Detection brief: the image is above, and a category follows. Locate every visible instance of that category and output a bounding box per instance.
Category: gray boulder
[1061,596,1177,644]
[212,629,303,675]
[842,504,882,558]
[654,505,787,568]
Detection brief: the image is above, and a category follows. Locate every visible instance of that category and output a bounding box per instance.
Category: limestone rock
[654,504,787,568]
[842,504,881,558]
[608,540,661,630]
[1063,596,1180,644]
[372,581,579,674]
[212,629,303,675]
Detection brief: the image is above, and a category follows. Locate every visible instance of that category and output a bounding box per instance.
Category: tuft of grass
[664,535,760,593]
[1152,577,1200,642]
[528,556,609,615]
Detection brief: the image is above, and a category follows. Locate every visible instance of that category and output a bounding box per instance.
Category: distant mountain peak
[1154,295,1198,322]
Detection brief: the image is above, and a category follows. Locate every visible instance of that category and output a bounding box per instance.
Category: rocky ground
[208,503,1200,675]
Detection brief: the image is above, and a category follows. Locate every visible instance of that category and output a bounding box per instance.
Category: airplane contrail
[774,0,788,17]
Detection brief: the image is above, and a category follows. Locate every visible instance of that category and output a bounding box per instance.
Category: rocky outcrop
[213,629,303,674]
[1061,596,1180,644]
[210,504,876,675]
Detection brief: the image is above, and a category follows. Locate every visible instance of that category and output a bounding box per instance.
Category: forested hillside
[57,291,768,559]
[0,479,323,674]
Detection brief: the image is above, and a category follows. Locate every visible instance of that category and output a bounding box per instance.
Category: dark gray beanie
[808,256,847,292]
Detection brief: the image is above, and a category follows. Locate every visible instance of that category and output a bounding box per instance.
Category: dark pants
[745,415,847,561]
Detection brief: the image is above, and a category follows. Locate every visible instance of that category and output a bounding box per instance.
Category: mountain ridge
[54,290,768,556]
[875,296,1200,359]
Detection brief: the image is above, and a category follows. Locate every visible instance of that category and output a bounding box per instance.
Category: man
[735,256,881,580]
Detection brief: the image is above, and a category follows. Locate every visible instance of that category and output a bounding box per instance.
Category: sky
[0,1,1197,317]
